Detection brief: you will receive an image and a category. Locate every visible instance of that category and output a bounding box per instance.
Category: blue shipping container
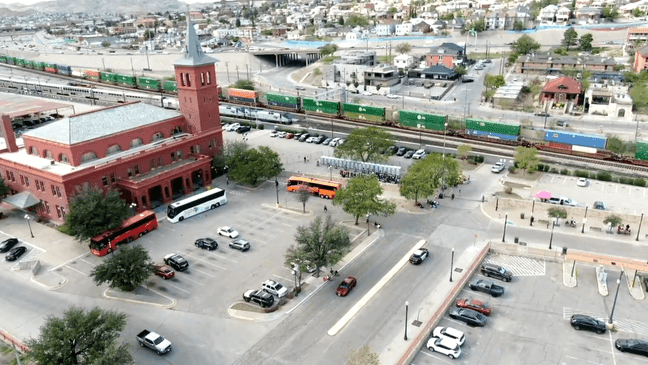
[544,129,607,149]
[468,129,519,141]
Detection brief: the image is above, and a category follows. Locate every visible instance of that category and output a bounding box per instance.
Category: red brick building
[425,43,466,69]
[633,45,648,73]
[541,76,583,106]
[0,18,223,223]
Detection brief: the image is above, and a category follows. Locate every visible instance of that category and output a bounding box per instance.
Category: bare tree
[295,186,311,212]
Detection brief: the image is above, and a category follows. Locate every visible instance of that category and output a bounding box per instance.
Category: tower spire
[174,11,218,66]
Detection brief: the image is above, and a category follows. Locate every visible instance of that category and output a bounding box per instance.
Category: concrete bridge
[251,48,323,67]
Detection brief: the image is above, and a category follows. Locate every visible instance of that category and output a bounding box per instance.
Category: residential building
[517,54,617,74]
[394,54,416,69]
[628,27,648,43]
[395,22,413,35]
[0,18,223,223]
[585,83,633,120]
[633,45,648,72]
[538,5,571,24]
[493,83,525,108]
[375,23,395,36]
[541,76,583,106]
[426,42,466,68]
[574,7,602,23]
[364,64,399,87]
[339,51,376,66]
[408,65,459,80]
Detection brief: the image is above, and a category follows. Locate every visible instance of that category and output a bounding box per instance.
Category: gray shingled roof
[24,103,180,145]
[175,16,218,67]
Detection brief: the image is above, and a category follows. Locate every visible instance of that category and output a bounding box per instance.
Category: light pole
[367,214,372,236]
[274,163,280,207]
[637,212,644,241]
[24,214,34,238]
[442,122,448,188]
[582,206,588,233]
[236,65,240,81]
[129,203,137,216]
[328,165,332,181]
[450,247,455,282]
[608,270,624,325]
[502,214,508,242]
[549,221,555,250]
[225,62,230,83]
[404,301,409,341]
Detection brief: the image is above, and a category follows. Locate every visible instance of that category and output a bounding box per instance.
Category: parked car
[5,246,27,261]
[570,314,606,334]
[548,197,577,206]
[194,238,218,250]
[491,162,505,173]
[163,254,189,271]
[469,279,505,297]
[337,138,345,145]
[262,279,289,298]
[593,201,607,210]
[229,239,251,252]
[237,125,251,134]
[315,135,327,144]
[387,146,398,155]
[462,78,475,83]
[270,131,279,137]
[329,137,340,147]
[0,238,19,253]
[483,59,492,63]
[243,289,275,308]
[615,339,648,357]
[409,248,429,265]
[336,276,357,297]
[577,178,588,187]
[386,94,399,99]
[136,330,172,355]
[480,263,512,282]
[396,147,407,156]
[556,120,568,127]
[456,298,491,316]
[426,336,461,359]
[362,91,373,96]
[323,138,332,145]
[432,326,466,346]
[217,226,239,238]
[277,131,286,138]
[306,136,318,143]
[412,149,427,159]
[535,112,550,117]
[226,123,240,131]
[449,308,487,327]
[154,264,175,279]
[293,133,302,140]
[404,150,415,159]
[298,133,311,142]
[295,86,306,90]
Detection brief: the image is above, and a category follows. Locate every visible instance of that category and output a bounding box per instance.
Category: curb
[595,266,609,296]
[261,203,312,216]
[227,302,286,322]
[562,262,577,288]
[625,270,645,300]
[102,287,177,309]
[30,273,68,290]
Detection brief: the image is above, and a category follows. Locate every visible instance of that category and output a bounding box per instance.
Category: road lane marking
[273,274,293,282]
[79,258,96,266]
[64,265,88,276]
[49,251,92,271]
[211,253,238,264]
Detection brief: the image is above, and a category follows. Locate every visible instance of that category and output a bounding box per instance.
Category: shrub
[550,168,558,173]
[504,186,513,194]
[597,171,612,181]
[58,224,73,236]
[634,178,647,187]
[508,165,516,173]
[537,163,544,171]
[544,165,551,172]
[574,170,589,178]
[475,155,485,163]
[560,168,570,175]
[528,165,537,173]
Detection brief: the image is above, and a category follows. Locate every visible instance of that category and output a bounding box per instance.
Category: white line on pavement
[64,265,88,276]
[164,282,190,294]
[194,268,217,277]
[0,229,47,253]
[419,350,455,364]
[79,258,96,267]
[182,252,228,270]
[50,251,91,271]
[178,275,204,286]
[211,253,238,264]
[273,274,293,282]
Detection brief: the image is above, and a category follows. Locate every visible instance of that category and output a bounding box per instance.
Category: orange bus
[286,176,342,199]
[89,210,158,257]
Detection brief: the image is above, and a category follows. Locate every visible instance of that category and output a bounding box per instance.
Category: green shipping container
[465,118,520,137]
[24,60,34,68]
[636,141,648,161]
[33,62,45,70]
[15,58,24,66]
[163,81,177,92]
[138,77,160,90]
[116,74,136,86]
[398,110,447,131]
[0,56,6,63]
[6,57,15,65]
[302,98,339,115]
[342,103,385,122]
[266,93,299,107]
[100,72,117,83]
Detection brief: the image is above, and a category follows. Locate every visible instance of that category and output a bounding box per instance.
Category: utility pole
[225,62,230,83]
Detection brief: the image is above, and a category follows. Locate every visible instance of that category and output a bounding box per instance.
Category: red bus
[89,210,158,257]
[286,176,342,199]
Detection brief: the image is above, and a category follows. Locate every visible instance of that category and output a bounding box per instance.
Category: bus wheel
[127,237,132,243]
[107,248,112,254]
[138,232,144,238]
[215,203,220,207]
[211,204,216,210]
[179,217,184,221]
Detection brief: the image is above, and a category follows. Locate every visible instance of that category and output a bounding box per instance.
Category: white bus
[166,188,227,223]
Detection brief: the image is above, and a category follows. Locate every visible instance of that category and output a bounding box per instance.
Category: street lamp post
[130,203,137,216]
[636,212,644,241]
[275,163,280,207]
[549,221,555,250]
[225,62,230,84]
[502,214,508,242]
[367,214,372,236]
[24,214,34,238]
[450,247,455,282]
[608,270,624,325]
[404,301,409,341]
[442,122,448,188]
[582,206,588,233]
[328,165,332,181]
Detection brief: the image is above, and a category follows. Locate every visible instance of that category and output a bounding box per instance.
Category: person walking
[324,205,328,212]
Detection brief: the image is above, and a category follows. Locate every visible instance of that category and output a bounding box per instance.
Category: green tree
[510,34,541,55]
[484,74,505,89]
[338,15,344,25]
[603,214,623,231]
[25,306,132,365]
[332,175,396,225]
[66,184,129,243]
[229,146,283,186]
[562,27,578,51]
[606,135,625,154]
[235,18,241,27]
[513,20,524,31]
[320,44,338,57]
[602,6,619,19]
[90,246,154,291]
[295,186,311,213]
[101,41,111,48]
[284,215,350,277]
[261,29,273,36]
[514,146,540,173]
[399,155,443,204]
[395,42,411,54]
[0,176,8,197]
[233,79,255,90]
[388,7,398,14]
[632,8,646,18]
[548,207,568,222]
[454,65,467,76]
[345,15,370,27]
[348,345,380,365]
[334,126,395,163]
[579,33,594,52]
[508,52,520,64]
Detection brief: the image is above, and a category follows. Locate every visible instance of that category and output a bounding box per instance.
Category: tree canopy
[602,6,619,19]
[0,176,8,198]
[514,146,540,173]
[400,154,463,204]
[90,245,155,291]
[484,74,505,89]
[25,306,132,365]
[395,43,411,54]
[510,34,541,55]
[295,186,311,213]
[229,145,283,186]
[348,345,380,365]
[320,44,338,57]
[334,126,395,163]
[332,175,396,224]
[65,184,129,242]
[562,27,578,51]
[579,33,594,52]
[233,79,255,90]
[345,15,370,27]
[284,215,350,277]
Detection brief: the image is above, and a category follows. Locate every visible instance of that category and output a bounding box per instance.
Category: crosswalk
[563,307,648,337]
[227,190,245,196]
[484,253,546,276]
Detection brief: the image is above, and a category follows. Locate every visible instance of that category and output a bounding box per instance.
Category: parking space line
[64,264,88,276]
[49,251,92,271]
[179,275,204,286]
[164,282,190,294]
[419,350,455,364]
[273,274,293,282]
[211,253,238,264]
[565,355,603,364]
[182,252,228,270]
[79,258,96,266]
[194,268,217,277]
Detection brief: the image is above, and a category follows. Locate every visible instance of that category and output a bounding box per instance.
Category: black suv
[396,147,407,156]
[298,133,310,142]
[195,238,218,251]
[480,263,513,282]
[164,254,189,271]
[570,314,606,334]
[237,125,251,134]
[243,289,275,308]
[0,238,19,253]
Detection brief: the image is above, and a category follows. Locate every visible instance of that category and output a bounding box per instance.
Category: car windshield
[153,336,164,345]
[479,302,490,308]
[339,282,350,289]
[275,283,284,290]
[498,268,506,273]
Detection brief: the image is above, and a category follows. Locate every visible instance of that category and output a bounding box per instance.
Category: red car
[456,298,491,316]
[155,264,175,280]
[336,276,357,297]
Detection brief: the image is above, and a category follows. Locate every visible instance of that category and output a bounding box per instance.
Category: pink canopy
[535,191,551,199]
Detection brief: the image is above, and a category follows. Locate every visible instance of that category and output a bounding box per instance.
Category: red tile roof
[542,76,582,94]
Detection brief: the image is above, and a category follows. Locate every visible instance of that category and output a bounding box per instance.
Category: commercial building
[0,18,223,223]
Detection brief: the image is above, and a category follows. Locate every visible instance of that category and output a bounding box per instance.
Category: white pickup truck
[136,330,172,355]
[548,197,578,206]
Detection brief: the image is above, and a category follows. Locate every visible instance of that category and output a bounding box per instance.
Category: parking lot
[411,254,648,364]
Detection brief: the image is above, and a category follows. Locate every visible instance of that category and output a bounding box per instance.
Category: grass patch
[508,170,542,181]
[231,302,265,313]
[629,80,648,114]
[320,56,340,64]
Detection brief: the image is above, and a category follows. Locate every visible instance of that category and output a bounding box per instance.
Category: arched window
[44,150,54,160]
[29,146,38,155]
[206,72,211,85]
[81,151,97,163]
[59,153,70,164]
[171,126,182,135]
[106,144,122,156]
[151,132,164,143]
[130,138,143,148]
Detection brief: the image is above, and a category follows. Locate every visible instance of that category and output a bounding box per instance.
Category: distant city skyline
[0,0,204,4]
